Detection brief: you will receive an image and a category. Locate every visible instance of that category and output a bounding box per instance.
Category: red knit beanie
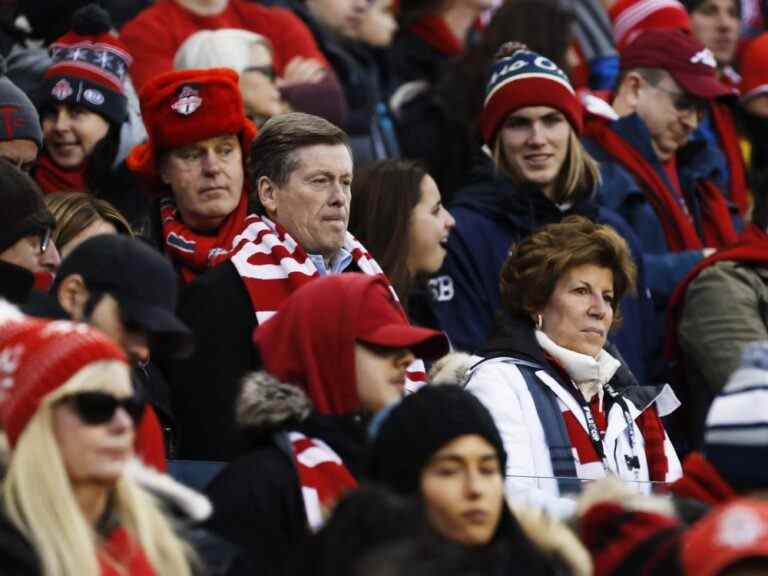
[43,5,131,126]
[0,317,127,447]
[739,33,768,103]
[127,68,257,185]
[479,47,582,146]
[609,0,691,52]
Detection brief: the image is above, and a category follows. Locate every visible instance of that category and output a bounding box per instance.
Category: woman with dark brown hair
[464,216,681,517]
[349,159,455,311]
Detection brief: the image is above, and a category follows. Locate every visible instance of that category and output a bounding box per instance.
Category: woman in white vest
[464,216,681,518]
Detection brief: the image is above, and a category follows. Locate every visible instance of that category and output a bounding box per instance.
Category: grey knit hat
[0,76,43,149]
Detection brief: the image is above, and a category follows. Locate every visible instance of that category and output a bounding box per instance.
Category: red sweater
[121,0,328,90]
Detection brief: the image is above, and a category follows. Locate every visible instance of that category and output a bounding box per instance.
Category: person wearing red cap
[0,314,195,575]
[203,273,449,573]
[127,67,257,284]
[165,112,397,460]
[584,28,739,366]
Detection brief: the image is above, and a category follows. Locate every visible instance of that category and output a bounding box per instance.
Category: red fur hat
[127,68,257,185]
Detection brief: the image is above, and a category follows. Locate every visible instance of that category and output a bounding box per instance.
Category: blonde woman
[0,313,194,575]
[45,192,133,260]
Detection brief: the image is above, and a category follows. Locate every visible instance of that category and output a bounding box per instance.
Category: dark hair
[349,160,428,305]
[248,112,350,214]
[500,216,637,324]
[85,121,121,196]
[437,0,575,150]
[305,486,426,576]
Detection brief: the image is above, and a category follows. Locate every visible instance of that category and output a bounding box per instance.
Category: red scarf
[710,101,750,217]
[289,431,357,531]
[666,224,768,360]
[160,191,249,284]
[666,451,736,505]
[586,118,737,251]
[99,526,155,575]
[33,153,88,194]
[409,15,463,56]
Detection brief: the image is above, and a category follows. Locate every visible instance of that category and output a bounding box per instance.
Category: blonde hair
[173,28,274,74]
[2,361,194,576]
[493,129,601,205]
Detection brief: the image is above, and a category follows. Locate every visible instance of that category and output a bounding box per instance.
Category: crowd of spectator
[3,0,768,574]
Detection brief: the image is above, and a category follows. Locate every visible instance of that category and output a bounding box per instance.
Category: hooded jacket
[205,372,368,576]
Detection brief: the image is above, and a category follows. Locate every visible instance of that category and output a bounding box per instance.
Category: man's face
[634,73,705,161]
[87,293,151,367]
[690,0,740,67]
[160,134,244,232]
[0,228,60,273]
[0,139,38,173]
[258,144,353,262]
[305,0,368,38]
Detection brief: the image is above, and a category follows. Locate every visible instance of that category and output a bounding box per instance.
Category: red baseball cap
[357,281,449,360]
[682,499,768,576]
[620,29,734,99]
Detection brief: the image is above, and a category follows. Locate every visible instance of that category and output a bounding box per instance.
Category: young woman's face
[407,175,455,276]
[354,343,415,413]
[52,366,136,488]
[539,263,614,358]
[420,434,504,547]
[499,106,571,199]
[41,105,110,169]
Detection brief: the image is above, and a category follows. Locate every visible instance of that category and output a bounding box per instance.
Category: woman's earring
[535,314,543,331]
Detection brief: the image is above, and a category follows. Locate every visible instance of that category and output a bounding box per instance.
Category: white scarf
[535,330,621,403]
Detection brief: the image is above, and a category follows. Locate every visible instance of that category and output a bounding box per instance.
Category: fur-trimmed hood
[236,370,313,432]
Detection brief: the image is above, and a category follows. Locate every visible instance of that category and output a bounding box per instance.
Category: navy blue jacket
[430,162,656,385]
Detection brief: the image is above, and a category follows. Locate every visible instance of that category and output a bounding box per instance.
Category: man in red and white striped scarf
[167,113,432,460]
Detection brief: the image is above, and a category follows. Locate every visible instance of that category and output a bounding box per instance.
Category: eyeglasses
[648,82,707,119]
[62,392,146,426]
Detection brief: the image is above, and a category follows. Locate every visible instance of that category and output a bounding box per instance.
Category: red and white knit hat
[479,47,582,145]
[609,0,690,52]
[42,4,131,126]
[0,315,127,447]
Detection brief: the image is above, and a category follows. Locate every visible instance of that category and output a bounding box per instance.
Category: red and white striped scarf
[289,431,358,532]
[229,215,427,387]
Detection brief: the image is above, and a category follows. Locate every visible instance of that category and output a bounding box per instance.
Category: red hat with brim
[127,68,257,187]
[357,282,450,361]
[620,29,735,99]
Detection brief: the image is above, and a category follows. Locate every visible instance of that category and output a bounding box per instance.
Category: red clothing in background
[121,0,329,90]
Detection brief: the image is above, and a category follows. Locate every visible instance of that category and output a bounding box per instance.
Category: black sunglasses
[63,392,146,426]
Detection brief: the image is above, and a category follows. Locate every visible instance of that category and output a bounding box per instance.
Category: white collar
[535,330,621,403]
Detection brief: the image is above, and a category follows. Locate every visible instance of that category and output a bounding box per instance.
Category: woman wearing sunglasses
[0,313,194,575]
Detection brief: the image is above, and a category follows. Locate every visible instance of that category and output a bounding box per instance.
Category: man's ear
[616,72,643,114]
[257,176,278,218]
[56,274,90,320]
[159,155,172,186]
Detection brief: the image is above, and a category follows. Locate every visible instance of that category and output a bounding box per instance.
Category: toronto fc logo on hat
[171,85,203,116]
[51,78,73,101]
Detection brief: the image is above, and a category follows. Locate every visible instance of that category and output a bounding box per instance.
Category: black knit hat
[369,386,507,494]
[0,159,54,254]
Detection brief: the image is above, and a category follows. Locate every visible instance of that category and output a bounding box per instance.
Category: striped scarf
[230,215,427,386]
[160,192,249,284]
